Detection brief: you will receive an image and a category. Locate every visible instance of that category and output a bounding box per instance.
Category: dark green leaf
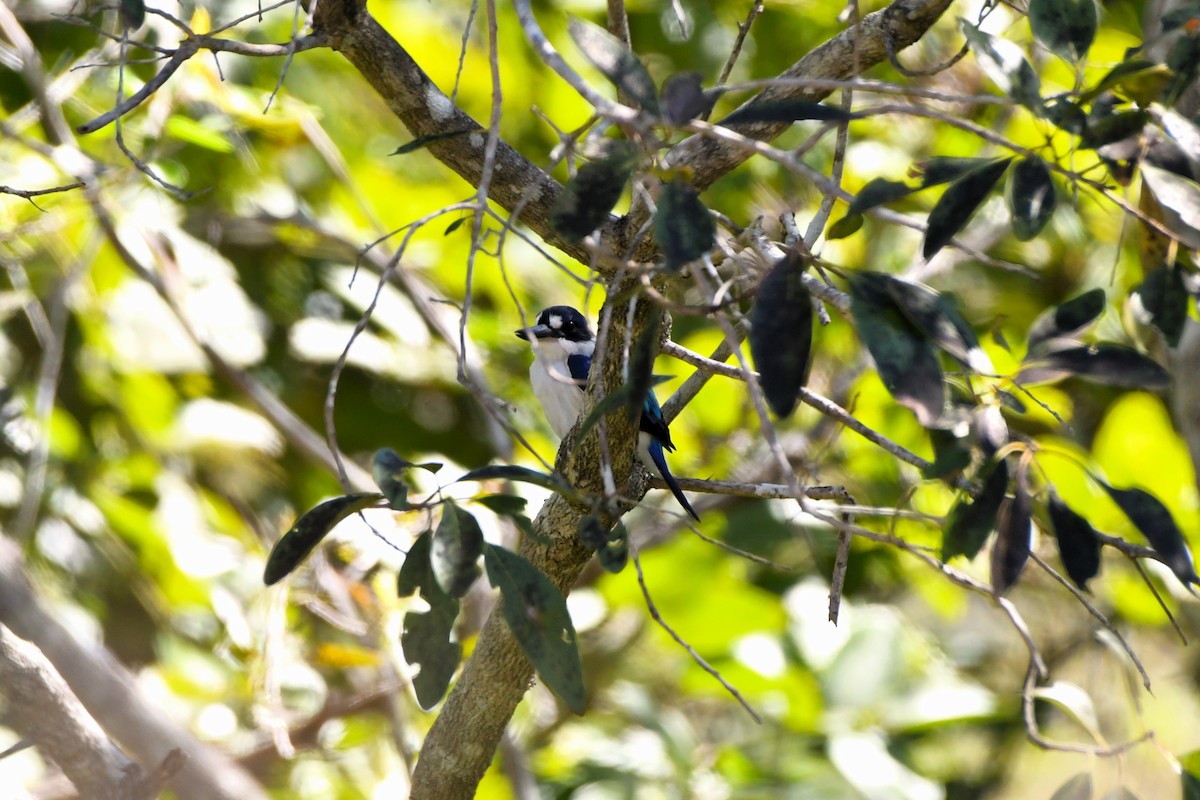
[472,494,528,516]
[431,501,484,598]
[719,101,855,126]
[120,0,145,30]
[264,493,383,585]
[457,464,573,495]
[749,252,813,417]
[1184,768,1200,800]
[846,177,919,216]
[397,531,462,709]
[960,21,1043,111]
[444,217,467,236]
[373,449,412,509]
[1048,493,1102,591]
[598,523,630,573]
[1082,59,1171,105]
[1134,263,1189,347]
[1100,482,1200,586]
[1081,110,1149,149]
[578,515,608,550]
[1007,156,1058,240]
[943,459,1010,561]
[848,271,946,427]
[661,71,713,125]
[1044,96,1087,134]
[655,179,716,271]
[916,157,1000,187]
[1029,0,1097,61]
[991,487,1031,594]
[883,277,993,372]
[1049,773,1092,800]
[568,18,659,114]
[997,390,1027,413]
[923,158,1013,259]
[550,148,638,243]
[484,544,586,713]
[1026,289,1107,353]
[627,307,664,423]
[1139,164,1200,249]
[391,129,474,156]
[826,213,864,240]
[1168,35,1200,105]
[1017,344,1170,389]
[923,428,973,479]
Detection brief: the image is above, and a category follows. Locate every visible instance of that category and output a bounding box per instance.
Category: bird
[515,305,700,521]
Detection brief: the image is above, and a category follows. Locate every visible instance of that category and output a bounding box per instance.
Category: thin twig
[712,1,764,94]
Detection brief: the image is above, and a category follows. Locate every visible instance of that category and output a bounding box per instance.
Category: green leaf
[120,0,145,29]
[991,486,1031,594]
[719,100,855,126]
[391,129,474,156]
[655,179,715,271]
[1026,289,1107,352]
[826,212,864,240]
[444,217,467,236]
[1029,0,1097,62]
[472,494,528,516]
[1183,765,1200,800]
[922,428,973,479]
[943,459,1009,561]
[1049,773,1092,800]
[263,493,383,585]
[882,276,993,372]
[457,464,573,495]
[661,71,713,125]
[550,146,638,243]
[848,271,946,427]
[1048,493,1102,591]
[598,522,630,573]
[483,544,586,713]
[626,307,664,423]
[960,20,1043,111]
[568,17,659,114]
[1139,164,1200,249]
[749,252,813,417]
[397,531,462,709]
[1082,59,1172,105]
[1007,156,1058,240]
[1133,263,1189,347]
[164,116,234,154]
[916,156,1001,187]
[1099,482,1200,587]
[923,158,1012,259]
[1017,344,1170,389]
[1081,110,1149,149]
[431,501,484,598]
[846,177,918,216]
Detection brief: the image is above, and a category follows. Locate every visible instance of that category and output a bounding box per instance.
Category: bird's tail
[647,440,700,522]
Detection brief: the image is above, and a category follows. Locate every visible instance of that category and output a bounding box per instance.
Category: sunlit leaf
[1133,262,1189,347]
[1049,772,1093,800]
[661,71,713,125]
[431,500,484,598]
[550,147,638,242]
[943,459,1009,561]
[849,271,946,426]
[568,17,659,114]
[1017,344,1170,389]
[390,129,473,156]
[1099,481,1200,587]
[883,276,993,372]
[960,20,1043,111]
[263,493,383,585]
[1140,164,1200,249]
[720,100,855,126]
[655,179,715,271]
[1026,289,1107,352]
[1034,681,1102,738]
[1029,0,1097,62]
[397,531,461,709]
[992,487,1031,594]
[1048,493,1102,591]
[923,158,1012,259]
[1082,60,1172,105]
[483,544,586,713]
[749,251,813,417]
[1007,156,1057,240]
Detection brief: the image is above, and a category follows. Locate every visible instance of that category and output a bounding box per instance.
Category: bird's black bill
[515,324,558,341]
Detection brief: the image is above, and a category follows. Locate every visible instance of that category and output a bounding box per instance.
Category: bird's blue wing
[566,353,591,390]
[639,390,674,451]
[646,439,699,521]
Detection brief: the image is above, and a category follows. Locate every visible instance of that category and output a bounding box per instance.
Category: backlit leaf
[848,271,946,427]
[484,544,586,713]
[568,18,659,114]
[550,147,638,242]
[1017,344,1170,389]
[1133,262,1189,347]
[431,501,484,598]
[655,179,715,271]
[991,487,1031,594]
[1029,0,1097,62]
[1007,156,1058,240]
[961,21,1043,111]
[923,158,1012,259]
[749,251,813,417]
[1048,493,1102,591]
[943,459,1009,561]
[1100,482,1200,587]
[397,531,461,709]
[1026,288,1106,353]
[264,493,383,585]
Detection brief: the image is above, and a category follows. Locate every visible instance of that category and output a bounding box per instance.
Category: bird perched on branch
[516,305,699,521]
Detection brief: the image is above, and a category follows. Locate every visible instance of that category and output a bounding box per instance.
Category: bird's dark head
[515,305,594,344]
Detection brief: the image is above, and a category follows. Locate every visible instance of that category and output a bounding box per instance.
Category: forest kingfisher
[515,305,700,521]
